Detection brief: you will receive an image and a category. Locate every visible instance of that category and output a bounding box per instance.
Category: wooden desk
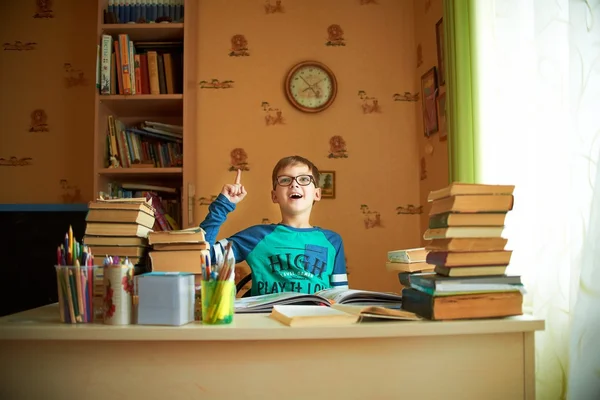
[0,304,544,400]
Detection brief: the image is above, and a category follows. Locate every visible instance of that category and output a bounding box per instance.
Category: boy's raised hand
[221,169,247,204]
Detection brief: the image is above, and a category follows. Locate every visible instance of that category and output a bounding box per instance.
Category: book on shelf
[428,212,507,228]
[234,288,403,314]
[87,245,147,258]
[86,209,155,229]
[427,183,515,202]
[408,272,522,293]
[148,227,206,245]
[387,247,428,263]
[423,226,505,240]
[268,304,421,327]
[425,237,508,252]
[106,115,183,169]
[149,249,209,274]
[152,242,209,251]
[385,261,434,273]
[401,288,523,320]
[433,265,509,277]
[103,1,185,24]
[89,196,154,213]
[85,222,152,238]
[98,33,183,96]
[426,250,513,267]
[429,194,514,216]
[83,235,148,247]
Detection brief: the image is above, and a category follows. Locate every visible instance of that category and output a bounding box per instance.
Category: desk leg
[524,332,536,400]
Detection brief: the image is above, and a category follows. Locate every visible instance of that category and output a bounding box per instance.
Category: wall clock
[284,60,338,113]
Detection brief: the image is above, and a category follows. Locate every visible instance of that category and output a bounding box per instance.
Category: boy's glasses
[275,175,315,187]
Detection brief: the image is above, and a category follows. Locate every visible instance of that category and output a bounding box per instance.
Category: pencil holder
[102,264,134,325]
[55,265,94,324]
[201,280,235,325]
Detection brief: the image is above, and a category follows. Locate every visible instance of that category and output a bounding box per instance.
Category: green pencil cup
[55,265,95,324]
[201,280,235,325]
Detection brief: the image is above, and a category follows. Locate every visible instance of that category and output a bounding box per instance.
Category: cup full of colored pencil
[201,242,236,325]
[55,225,95,324]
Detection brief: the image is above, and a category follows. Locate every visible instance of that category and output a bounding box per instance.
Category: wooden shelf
[101,23,184,41]
[98,94,183,116]
[98,167,183,177]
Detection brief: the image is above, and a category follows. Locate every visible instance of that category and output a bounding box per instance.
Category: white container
[136,272,195,326]
[102,264,134,325]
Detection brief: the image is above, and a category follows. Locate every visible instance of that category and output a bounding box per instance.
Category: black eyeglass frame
[274,174,316,187]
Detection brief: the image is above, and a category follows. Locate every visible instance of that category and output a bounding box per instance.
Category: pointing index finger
[235,169,242,185]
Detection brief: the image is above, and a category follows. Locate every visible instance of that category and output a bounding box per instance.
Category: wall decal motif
[64,63,88,87]
[358,90,381,114]
[229,34,250,57]
[420,156,427,180]
[261,218,271,224]
[360,0,378,4]
[328,135,349,159]
[262,102,285,125]
[60,179,82,203]
[34,0,54,18]
[417,44,423,67]
[199,79,234,89]
[29,109,49,132]
[198,195,218,206]
[360,204,382,229]
[0,157,33,166]
[393,92,419,102]
[396,204,423,215]
[264,0,284,14]
[3,41,37,51]
[326,24,346,47]
[229,148,250,171]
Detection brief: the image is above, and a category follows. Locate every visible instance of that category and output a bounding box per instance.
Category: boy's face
[271,163,321,216]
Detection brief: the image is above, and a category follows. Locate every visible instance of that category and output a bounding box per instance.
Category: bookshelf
[94,0,198,229]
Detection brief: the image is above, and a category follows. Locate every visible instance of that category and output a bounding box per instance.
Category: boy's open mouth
[289,193,303,199]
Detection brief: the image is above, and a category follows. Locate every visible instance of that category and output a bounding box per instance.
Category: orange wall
[0,0,97,204]
[414,0,449,240]
[191,0,444,291]
[0,0,445,292]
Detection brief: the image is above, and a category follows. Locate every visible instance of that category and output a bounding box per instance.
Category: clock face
[285,61,337,113]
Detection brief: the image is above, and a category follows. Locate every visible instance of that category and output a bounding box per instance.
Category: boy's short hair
[271,155,321,190]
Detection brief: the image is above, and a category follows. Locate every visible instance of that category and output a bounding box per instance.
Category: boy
[200,155,348,296]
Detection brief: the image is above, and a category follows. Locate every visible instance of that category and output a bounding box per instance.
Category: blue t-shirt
[200,194,348,296]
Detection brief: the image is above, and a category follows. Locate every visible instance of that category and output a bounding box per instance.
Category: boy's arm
[200,193,235,246]
[200,169,248,264]
[330,235,349,289]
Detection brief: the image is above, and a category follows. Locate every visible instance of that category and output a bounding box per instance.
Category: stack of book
[83,197,154,267]
[148,227,209,278]
[401,183,524,320]
[385,247,434,286]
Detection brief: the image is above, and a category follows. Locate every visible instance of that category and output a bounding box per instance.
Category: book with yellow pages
[84,222,152,237]
[269,304,421,327]
[427,183,515,202]
[86,208,155,229]
[148,227,206,245]
[429,194,514,216]
[89,197,154,213]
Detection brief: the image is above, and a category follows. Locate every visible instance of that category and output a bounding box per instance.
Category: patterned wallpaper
[0,0,97,204]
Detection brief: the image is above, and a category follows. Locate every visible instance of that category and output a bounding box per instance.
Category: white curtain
[472,0,600,398]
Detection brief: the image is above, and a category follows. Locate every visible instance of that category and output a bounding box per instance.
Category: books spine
[147,51,160,95]
[100,35,112,94]
[119,34,132,95]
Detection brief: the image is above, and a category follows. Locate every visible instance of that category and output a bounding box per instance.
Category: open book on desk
[234,288,404,314]
[269,304,421,327]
